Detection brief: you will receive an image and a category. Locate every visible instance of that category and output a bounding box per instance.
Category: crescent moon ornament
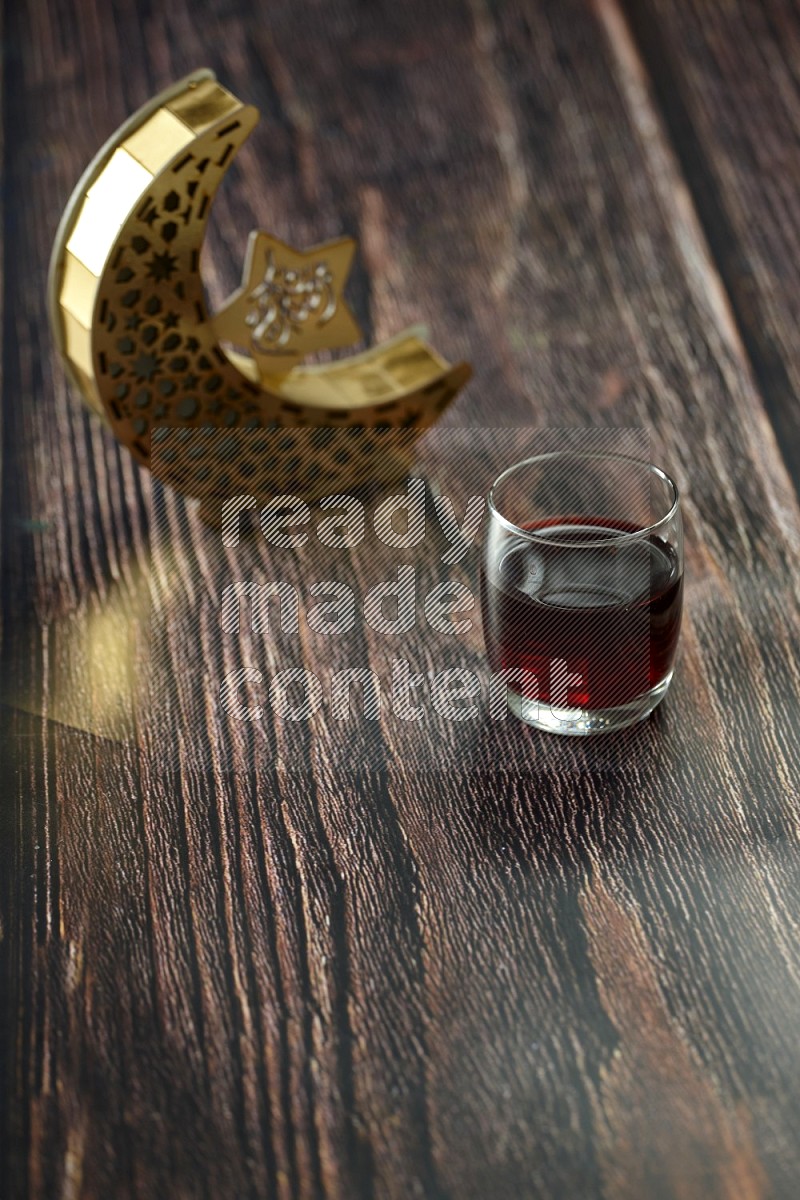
[48,69,471,521]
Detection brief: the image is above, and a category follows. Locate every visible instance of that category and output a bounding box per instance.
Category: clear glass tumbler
[481,451,683,734]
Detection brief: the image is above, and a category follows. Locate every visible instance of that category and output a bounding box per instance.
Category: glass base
[507,671,674,736]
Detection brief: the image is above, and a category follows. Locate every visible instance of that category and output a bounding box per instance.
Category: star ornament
[213,231,363,376]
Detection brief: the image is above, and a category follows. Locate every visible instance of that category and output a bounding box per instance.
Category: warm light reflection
[4,548,166,741]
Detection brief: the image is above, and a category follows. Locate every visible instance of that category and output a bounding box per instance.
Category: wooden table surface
[3,1,800,1197]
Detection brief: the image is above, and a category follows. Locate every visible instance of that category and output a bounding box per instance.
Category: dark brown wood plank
[2,0,800,1198]
[620,0,800,493]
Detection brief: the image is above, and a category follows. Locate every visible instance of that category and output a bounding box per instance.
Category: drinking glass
[481,451,683,734]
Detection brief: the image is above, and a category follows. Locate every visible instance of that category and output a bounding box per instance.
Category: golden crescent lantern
[48,69,471,520]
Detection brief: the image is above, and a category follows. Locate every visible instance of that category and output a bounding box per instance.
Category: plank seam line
[595,0,800,525]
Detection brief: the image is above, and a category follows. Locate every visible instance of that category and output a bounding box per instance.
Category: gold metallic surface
[213,231,363,374]
[48,70,472,509]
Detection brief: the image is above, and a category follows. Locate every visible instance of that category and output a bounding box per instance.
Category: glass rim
[486,450,680,549]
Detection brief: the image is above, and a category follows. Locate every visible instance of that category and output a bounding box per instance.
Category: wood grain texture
[620,0,800,493]
[2,0,800,1198]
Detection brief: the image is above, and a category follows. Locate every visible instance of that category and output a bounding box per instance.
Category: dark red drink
[481,517,683,710]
